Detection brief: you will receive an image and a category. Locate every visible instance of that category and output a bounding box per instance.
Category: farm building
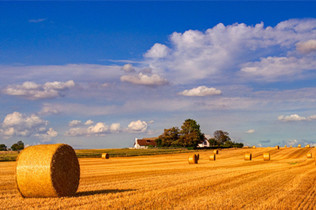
[133,137,157,149]
[197,139,210,148]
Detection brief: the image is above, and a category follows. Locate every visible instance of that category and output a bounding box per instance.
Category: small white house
[133,137,157,149]
[197,139,210,148]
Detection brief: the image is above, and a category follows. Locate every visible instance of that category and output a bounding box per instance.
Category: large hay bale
[213,149,219,154]
[16,144,80,198]
[298,144,301,148]
[209,154,216,161]
[307,152,312,159]
[244,153,252,161]
[263,152,270,161]
[101,153,109,159]
[275,145,280,149]
[188,154,198,164]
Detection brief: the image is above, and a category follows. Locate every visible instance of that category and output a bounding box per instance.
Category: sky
[1,1,316,149]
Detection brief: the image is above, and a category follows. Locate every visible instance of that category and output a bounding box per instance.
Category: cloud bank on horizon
[1,18,316,148]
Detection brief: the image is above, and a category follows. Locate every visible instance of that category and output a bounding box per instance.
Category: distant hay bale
[101,153,109,159]
[284,145,287,148]
[275,145,280,149]
[188,154,198,164]
[213,149,219,154]
[290,145,293,148]
[244,153,252,161]
[298,144,301,148]
[209,154,216,161]
[195,154,200,161]
[16,144,80,198]
[252,146,256,149]
[307,152,312,159]
[306,144,310,148]
[263,153,270,161]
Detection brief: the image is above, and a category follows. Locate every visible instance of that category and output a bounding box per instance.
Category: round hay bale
[244,153,252,161]
[188,154,198,164]
[298,144,301,148]
[284,145,287,148]
[275,145,279,149]
[195,154,200,161]
[209,154,216,161]
[263,152,270,161]
[213,149,219,155]
[252,146,256,149]
[306,144,310,148]
[101,153,109,159]
[290,145,293,148]
[307,152,312,159]
[16,144,80,198]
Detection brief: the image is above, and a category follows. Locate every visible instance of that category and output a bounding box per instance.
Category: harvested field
[0,147,315,209]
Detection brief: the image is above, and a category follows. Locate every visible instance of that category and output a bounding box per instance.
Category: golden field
[0,147,315,209]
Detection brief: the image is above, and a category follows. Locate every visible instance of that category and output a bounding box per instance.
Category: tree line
[0,141,24,151]
[155,119,243,148]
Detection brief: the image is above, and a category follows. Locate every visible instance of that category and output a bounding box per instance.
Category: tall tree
[11,140,24,151]
[213,130,231,145]
[179,119,205,147]
[157,127,180,147]
[0,144,7,151]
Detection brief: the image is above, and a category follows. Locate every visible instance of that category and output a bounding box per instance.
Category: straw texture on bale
[244,153,252,161]
[263,153,270,161]
[252,146,256,149]
[275,145,280,149]
[209,154,216,161]
[213,149,219,154]
[188,154,198,164]
[307,152,312,159]
[101,153,109,159]
[16,144,80,198]
[298,144,301,148]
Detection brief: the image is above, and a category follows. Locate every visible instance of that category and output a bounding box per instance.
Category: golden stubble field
[0,147,315,209]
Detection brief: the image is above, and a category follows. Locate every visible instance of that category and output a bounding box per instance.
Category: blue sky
[1,1,316,149]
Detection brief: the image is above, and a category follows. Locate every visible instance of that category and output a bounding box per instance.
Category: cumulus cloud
[144,43,170,58]
[120,72,168,86]
[246,129,255,134]
[128,120,148,133]
[179,86,222,96]
[65,121,121,136]
[0,112,57,140]
[69,120,82,127]
[3,80,75,100]
[296,40,316,53]
[278,114,316,122]
[145,19,316,83]
[122,64,136,72]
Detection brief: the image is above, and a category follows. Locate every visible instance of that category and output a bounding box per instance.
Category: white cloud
[69,120,82,127]
[278,114,316,122]
[29,18,46,23]
[144,43,170,58]
[110,123,121,133]
[145,19,316,84]
[84,120,94,125]
[120,72,168,86]
[246,129,255,134]
[296,39,316,53]
[0,112,56,141]
[3,80,75,100]
[128,120,148,133]
[179,86,222,96]
[122,64,135,72]
[88,122,108,135]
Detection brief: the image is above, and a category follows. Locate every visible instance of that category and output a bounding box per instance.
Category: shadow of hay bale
[75,189,136,197]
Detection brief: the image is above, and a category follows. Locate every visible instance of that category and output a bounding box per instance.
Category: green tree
[0,144,7,151]
[157,127,180,147]
[11,140,24,151]
[213,130,231,145]
[179,119,205,147]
